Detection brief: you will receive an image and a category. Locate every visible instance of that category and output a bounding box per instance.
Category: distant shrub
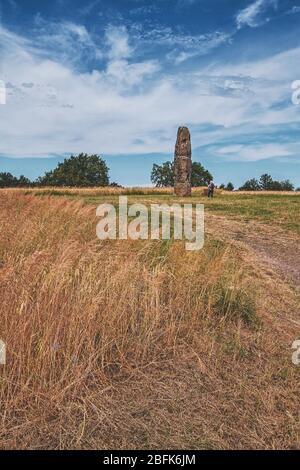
[226,182,234,191]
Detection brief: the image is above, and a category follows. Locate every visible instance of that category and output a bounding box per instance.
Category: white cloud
[0,80,6,104]
[236,0,277,29]
[217,145,244,155]
[104,26,160,87]
[0,21,299,162]
[105,25,132,60]
[106,59,160,87]
[217,143,292,161]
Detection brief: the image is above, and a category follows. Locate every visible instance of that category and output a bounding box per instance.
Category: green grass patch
[213,283,259,327]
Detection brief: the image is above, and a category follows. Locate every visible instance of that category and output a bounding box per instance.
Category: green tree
[0,172,19,188]
[226,182,234,191]
[259,174,273,190]
[191,162,213,187]
[17,175,31,187]
[279,179,294,191]
[151,161,174,187]
[151,161,212,187]
[239,178,260,191]
[38,153,110,187]
[269,180,283,191]
[268,179,294,191]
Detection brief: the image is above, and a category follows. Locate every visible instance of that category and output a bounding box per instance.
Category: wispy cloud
[30,16,103,68]
[287,5,300,14]
[78,0,102,17]
[131,25,232,63]
[217,143,292,161]
[236,0,277,29]
[167,31,232,64]
[129,4,159,16]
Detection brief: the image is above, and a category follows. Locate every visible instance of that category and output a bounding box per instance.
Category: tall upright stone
[174,126,192,196]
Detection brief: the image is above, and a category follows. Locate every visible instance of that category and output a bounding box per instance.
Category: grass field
[16,186,300,234]
[0,188,299,449]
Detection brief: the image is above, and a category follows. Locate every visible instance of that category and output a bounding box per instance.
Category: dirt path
[205,214,300,289]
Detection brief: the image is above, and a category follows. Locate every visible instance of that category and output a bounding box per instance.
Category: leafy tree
[239,178,260,191]
[267,179,294,191]
[259,173,273,190]
[269,180,283,191]
[191,162,213,187]
[0,172,19,188]
[151,160,212,187]
[38,153,110,187]
[279,179,294,191]
[0,172,33,187]
[151,161,174,187]
[226,182,234,191]
[219,184,225,189]
[17,175,32,187]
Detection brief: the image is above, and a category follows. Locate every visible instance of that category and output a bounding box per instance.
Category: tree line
[0,153,298,191]
[239,174,295,191]
[151,161,297,191]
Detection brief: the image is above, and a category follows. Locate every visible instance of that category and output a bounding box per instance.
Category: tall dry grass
[0,191,299,449]
[4,187,300,197]
[3,186,208,197]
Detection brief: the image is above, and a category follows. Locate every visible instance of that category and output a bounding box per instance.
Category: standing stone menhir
[174,126,192,197]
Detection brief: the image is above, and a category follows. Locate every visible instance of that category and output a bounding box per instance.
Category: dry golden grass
[0,191,299,449]
[2,186,207,196]
[4,186,300,197]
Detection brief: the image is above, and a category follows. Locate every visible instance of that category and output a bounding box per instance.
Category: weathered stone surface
[174,126,192,197]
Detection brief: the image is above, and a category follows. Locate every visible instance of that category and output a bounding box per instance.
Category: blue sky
[0,0,300,187]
